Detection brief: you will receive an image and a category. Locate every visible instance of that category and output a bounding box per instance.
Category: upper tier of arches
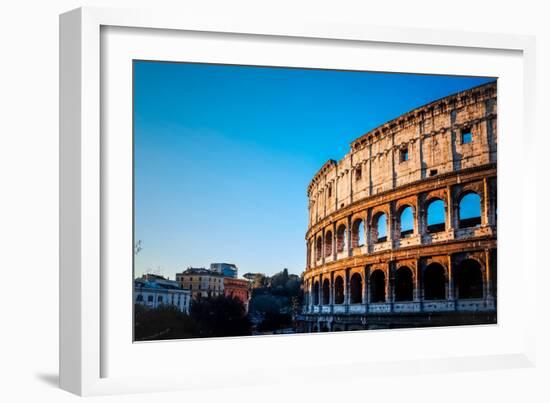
[306,175,496,270]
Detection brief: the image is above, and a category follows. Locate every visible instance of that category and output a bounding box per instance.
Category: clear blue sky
[133,60,494,279]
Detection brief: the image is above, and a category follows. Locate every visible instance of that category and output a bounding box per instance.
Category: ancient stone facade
[300,82,497,332]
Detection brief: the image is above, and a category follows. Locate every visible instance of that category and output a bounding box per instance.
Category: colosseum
[299,81,497,332]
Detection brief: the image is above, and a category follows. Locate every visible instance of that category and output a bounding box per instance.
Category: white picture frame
[60,6,537,396]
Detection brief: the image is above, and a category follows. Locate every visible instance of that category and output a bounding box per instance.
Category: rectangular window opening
[355,166,362,181]
[461,128,473,144]
[400,148,409,162]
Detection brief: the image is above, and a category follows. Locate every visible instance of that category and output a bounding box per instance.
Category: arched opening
[322,278,330,305]
[334,276,345,304]
[373,213,387,243]
[455,259,483,299]
[370,270,386,303]
[423,263,447,300]
[336,224,347,252]
[351,219,365,247]
[313,281,320,305]
[399,206,414,238]
[349,273,362,304]
[395,267,414,301]
[427,199,446,233]
[315,236,322,261]
[459,192,482,228]
[324,230,333,257]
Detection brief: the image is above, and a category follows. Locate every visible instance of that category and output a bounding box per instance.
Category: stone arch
[351,218,365,247]
[458,191,482,228]
[395,266,414,301]
[324,230,333,257]
[423,263,447,300]
[315,236,322,261]
[372,212,388,242]
[370,270,386,303]
[336,224,347,252]
[313,280,320,305]
[426,198,446,233]
[322,278,330,305]
[455,258,484,299]
[398,205,414,238]
[349,272,363,304]
[334,276,345,304]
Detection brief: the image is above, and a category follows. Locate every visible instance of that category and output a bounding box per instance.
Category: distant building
[134,275,190,313]
[223,277,251,313]
[176,267,224,299]
[210,263,238,278]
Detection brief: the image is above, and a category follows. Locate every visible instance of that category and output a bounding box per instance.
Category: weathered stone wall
[307,82,497,228]
[300,82,497,331]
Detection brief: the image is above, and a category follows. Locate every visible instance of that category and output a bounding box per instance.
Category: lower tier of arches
[303,247,496,312]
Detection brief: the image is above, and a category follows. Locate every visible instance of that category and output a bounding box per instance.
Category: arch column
[319,274,324,307]
[307,278,313,311]
[332,221,337,260]
[389,263,395,311]
[321,232,325,265]
[384,262,393,304]
[483,249,493,299]
[363,211,369,247]
[344,269,350,305]
[329,271,335,313]
[362,267,369,306]
[346,215,352,257]
[413,260,420,301]
[306,240,311,269]
[387,204,394,244]
[414,195,421,236]
[483,177,490,226]
[366,208,373,252]
[447,255,454,301]
[446,185,454,231]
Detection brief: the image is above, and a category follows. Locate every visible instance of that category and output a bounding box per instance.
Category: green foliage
[134,304,199,341]
[249,294,282,314]
[257,312,292,332]
[253,273,267,289]
[248,268,304,330]
[190,295,252,337]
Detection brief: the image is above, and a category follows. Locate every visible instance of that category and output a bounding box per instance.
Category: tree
[249,294,281,315]
[253,273,267,289]
[257,312,292,332]
[190,295,251,337]
[134,304,199,341]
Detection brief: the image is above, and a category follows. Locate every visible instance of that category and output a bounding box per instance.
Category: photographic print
[133,61,497,341]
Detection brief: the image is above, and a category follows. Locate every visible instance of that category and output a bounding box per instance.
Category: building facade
[210,263,238,278]
[223,277,251,312]
[300,82,497,332]
[176,267,224,299]
[134,275,191,313]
